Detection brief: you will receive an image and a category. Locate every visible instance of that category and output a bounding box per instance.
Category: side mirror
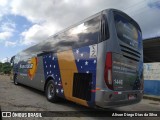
[10,56,15,66]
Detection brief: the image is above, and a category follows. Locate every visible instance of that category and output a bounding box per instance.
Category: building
[144,37,160,63]
[143,37,160,96]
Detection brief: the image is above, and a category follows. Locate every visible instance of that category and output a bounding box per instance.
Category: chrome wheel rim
[48,83,54,99]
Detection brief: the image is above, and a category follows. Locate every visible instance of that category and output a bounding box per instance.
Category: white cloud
[1,22,16,32]
[0,0,8,6]
[20,23,61,45]
[11,0,55,23]
[0,0,10,19]
[0,21,16,41]
[0,31,12,40]
[5,41,16,47]
[0,57,10,63]
[11,0,122,45]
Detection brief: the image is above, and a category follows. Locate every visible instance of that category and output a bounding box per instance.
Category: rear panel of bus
[95,9,143,108]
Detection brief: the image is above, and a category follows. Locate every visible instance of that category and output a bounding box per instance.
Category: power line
[123,0,160,16]
[122,0,147,11]
[129,6,148,17]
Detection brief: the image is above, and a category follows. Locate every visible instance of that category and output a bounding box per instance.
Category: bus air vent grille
[120,44,140,62]
[120,44,140,55]
[73,73,92,101]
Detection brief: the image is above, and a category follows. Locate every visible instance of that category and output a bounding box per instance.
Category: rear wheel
[45,80,59,102]
[13,74,18,85]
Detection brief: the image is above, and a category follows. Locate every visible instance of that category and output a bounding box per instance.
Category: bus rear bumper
[95,90,143,108]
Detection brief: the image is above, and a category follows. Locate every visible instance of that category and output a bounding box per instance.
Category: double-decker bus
[10,9,143,108]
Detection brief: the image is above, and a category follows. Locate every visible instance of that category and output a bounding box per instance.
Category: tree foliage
[0,62,12,74]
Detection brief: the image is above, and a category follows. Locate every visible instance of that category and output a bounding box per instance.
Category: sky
[0,0,160,62]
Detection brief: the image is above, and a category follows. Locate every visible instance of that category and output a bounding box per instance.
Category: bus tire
[45,80,59,103]
[13,74,18,85]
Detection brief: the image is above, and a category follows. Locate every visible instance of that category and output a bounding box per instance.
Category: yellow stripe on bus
[57,50,88,107]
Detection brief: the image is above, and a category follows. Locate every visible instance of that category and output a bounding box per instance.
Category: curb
[143,95,160,101]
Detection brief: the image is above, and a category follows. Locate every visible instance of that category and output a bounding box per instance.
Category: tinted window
[100,15,110,42]
[78,16,100,45]
[114,12,141,49]
[14,55,20,64]
[54,15,100,49]
[18,16,101,56]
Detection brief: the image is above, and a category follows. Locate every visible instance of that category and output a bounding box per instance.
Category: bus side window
[80,16,100,46]
[10,56,15,66]
[51,15,101,50]
[14,55,19,64]
[99,14,110,42]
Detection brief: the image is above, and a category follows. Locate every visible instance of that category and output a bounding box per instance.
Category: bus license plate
[128,95,136,100]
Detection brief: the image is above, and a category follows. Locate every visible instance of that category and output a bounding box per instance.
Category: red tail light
[104,52,113,90]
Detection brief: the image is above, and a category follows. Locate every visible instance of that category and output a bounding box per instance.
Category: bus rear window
[114,12,141,48]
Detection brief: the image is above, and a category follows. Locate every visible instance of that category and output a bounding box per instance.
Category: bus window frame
[99,14,110,43]
[113,11,142,49]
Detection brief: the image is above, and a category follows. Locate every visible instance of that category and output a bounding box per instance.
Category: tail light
[104,52,113,90]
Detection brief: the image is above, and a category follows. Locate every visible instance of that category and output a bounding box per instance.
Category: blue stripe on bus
[43,53,64,98]
[73,46,97,107]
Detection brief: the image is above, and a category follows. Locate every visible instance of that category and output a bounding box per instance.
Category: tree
[0,62,3,73]
[0,62,12,74]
